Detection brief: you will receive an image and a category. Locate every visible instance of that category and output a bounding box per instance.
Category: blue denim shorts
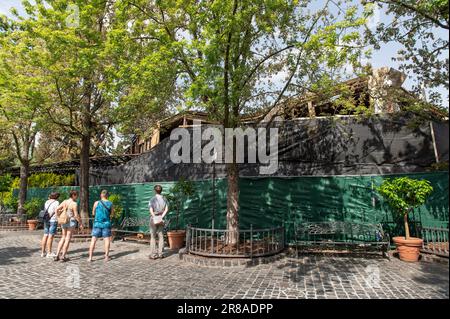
[44,221,58,236]
[92,227,112,238]
[61,219,78,229]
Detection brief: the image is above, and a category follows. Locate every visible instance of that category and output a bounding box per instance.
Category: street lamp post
[212,151,217,230]
[211,151,217,253]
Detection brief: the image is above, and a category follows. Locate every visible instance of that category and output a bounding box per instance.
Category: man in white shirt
[148,185,168,259]
[40,192,60,258]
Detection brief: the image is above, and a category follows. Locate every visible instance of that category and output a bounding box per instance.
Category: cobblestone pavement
[0,231,448,299]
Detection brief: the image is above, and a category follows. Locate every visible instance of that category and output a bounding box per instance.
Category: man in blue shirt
[88,190,114,262]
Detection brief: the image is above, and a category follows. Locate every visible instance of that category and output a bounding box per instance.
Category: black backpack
[38,201,57,223]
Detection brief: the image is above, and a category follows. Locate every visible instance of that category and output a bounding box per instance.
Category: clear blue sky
[1,0,448,108]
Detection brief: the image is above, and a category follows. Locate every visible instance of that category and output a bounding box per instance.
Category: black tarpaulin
[88,115,449,185]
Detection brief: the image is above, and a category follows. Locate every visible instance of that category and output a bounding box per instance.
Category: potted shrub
[378,177,433,262]
[0,190,18,214]
[108,194,124,226]
[0,174,18,214]
[166,178,195,250]
[108,194,124,239]
[24,198,45,231]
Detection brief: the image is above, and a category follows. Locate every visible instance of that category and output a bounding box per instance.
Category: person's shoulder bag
[57,200,70,225]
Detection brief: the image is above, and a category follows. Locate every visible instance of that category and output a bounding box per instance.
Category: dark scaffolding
[2,155,137,179]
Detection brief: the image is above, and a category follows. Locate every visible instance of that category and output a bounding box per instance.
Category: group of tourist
[40,185,169,262]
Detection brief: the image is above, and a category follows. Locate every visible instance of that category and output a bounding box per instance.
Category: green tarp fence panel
[239,172,449,243]
[18,171,448,243]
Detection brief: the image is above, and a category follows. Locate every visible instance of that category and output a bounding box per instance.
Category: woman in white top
[40,192,60,258]
[54,190,83,262]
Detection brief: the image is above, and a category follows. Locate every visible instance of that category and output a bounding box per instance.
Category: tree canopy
[0,18,51,214]
[111,0,372,240]
[365,0,449,104]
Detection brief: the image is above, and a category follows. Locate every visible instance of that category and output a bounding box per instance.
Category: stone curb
[179,248,287,268]
[420,252,449,265]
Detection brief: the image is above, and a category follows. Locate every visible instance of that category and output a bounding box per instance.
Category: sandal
[61,256,70,262]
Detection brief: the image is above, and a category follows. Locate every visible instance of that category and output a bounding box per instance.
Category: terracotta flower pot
[393,236,423,262]
[27,220,38,231]
[167,230,186,250]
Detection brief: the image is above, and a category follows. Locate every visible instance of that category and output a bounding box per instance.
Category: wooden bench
[294,221,390,258]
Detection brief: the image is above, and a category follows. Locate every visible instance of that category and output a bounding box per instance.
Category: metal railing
[186,225,285,258]
[421,226,449,257]
[0,213,27,228]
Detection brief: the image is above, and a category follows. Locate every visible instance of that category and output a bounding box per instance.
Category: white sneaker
[46,252,57,258]
[40,253,45,258]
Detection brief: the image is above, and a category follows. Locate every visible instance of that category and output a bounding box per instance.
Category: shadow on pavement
[0,246,40,266]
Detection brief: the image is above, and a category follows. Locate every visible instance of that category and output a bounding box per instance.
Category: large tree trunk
[79,134,90,227]
[17,161,29,217]
[226,161,239,245]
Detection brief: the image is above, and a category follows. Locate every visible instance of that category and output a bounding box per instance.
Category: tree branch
[373,0,449,29]
[239,45,295,92]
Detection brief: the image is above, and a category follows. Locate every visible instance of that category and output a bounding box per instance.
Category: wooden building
[128,67,446,155]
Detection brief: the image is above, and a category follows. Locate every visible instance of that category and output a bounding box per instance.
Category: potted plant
[166,178,195,250]
[24,198,45,231]
[378,177,433,262]
[108,193,124,239]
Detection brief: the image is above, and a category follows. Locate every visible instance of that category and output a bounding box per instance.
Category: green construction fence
[18,171,449,243]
